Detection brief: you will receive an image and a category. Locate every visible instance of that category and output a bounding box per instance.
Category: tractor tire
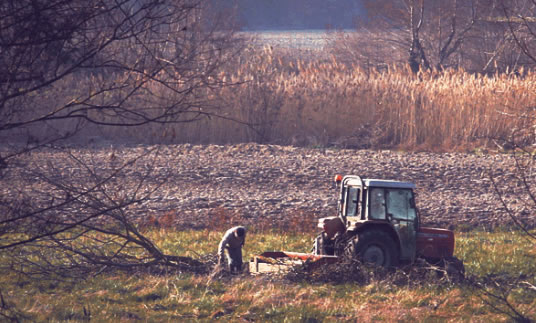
[349,230,399,267]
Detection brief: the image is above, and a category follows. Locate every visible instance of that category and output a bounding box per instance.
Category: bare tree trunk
[409,1,430,72]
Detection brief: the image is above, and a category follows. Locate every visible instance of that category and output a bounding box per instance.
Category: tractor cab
[328,175,419,263]
[337,175,418,226]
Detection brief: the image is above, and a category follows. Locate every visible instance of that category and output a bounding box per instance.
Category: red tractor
[250,175,464,275]
[313,175,463,268]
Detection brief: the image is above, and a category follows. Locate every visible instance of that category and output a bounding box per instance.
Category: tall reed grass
[23,46,536,151]
[158,46,536,151]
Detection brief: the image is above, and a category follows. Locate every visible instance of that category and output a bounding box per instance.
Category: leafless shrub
[324,0,535,74]
[467,273,536,322]
[0,146,210,278]
[0,0,244,145]
[480,43,536,320]
[0,0,243,278]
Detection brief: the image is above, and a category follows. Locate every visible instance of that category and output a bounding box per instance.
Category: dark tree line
[331,0,536,74]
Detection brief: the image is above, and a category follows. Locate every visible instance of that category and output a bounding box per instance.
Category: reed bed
[22,46,536,151]
[160,47,536,151]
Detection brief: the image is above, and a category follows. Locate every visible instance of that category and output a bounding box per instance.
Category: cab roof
[364,179,416,189]
[344,176,416,189]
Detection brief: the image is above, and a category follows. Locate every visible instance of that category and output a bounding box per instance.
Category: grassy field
[1,229,535,322]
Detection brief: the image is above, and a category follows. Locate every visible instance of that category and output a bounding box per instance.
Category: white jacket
[218,226,246,259]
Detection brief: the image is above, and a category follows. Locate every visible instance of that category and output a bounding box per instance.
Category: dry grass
[12,45,536,152]
[219,49,536,150]
[144,46,536,151]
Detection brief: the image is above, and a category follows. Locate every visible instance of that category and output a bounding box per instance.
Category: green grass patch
[456,230,536,277]
[0,229,534,322]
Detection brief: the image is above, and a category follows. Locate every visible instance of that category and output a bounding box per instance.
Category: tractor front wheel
[349,230,399,267]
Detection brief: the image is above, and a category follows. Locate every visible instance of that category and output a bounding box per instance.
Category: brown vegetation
[104,47,536,152]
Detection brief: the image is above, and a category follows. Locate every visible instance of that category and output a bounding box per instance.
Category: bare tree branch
[0,0,240,279]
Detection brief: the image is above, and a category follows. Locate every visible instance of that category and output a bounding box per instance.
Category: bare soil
[3,143,534,231]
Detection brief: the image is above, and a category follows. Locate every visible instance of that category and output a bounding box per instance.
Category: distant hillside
[214,0,364,30]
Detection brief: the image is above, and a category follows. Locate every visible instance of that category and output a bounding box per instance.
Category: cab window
[386,189,416,221]
[345,187,360,217]
[370,188,386,219]
[370,188,416,221]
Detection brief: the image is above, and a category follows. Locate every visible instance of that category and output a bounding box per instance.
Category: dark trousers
[226,247,243,273]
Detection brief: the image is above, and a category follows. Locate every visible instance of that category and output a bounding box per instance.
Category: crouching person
[218,226,246,274]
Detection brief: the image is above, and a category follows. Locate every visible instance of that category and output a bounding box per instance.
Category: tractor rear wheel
[349,230,399,267]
